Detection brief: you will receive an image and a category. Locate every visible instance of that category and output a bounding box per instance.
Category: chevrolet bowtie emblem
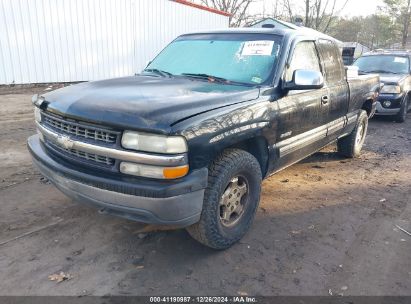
[56,135,74,150]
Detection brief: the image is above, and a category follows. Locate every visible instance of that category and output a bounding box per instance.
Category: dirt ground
[0,86,410,296]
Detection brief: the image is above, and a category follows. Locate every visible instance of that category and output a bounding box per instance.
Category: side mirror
[284,69,324,90]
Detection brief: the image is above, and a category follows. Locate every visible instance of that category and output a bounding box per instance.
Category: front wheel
[186,149,262,250]
[337,110,368,158]
[395,95,408,123]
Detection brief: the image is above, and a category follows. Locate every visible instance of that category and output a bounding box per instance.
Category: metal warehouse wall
[0,0,228,84]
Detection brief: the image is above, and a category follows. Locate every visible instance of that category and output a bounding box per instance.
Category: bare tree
[198,0,349,32]
[303,0,349,32]
[282,0,295,23]
[305,0,310,27]
[199,0,256,27]
[243,0,290,26]
[278,0,348,33]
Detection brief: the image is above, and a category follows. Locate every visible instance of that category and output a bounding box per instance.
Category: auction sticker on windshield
[242,41,274,56]
[394,57,407,63]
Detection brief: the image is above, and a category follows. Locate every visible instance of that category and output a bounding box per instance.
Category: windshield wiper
[181,73,251,86]
[181,73,229,82]
[364,70,400,74]
[143,68,173,77]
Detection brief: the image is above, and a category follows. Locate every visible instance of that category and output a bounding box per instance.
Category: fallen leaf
[260,207,267,213]
[48,272,72,283]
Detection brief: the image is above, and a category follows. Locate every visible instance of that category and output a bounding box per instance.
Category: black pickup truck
[28,28,380,249]
[353,49,411,122]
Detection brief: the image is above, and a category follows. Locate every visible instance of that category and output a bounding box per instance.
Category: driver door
[275,40,330,169]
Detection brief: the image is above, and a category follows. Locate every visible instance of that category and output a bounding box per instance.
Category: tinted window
[317,39,344,85]
[286,41,321,82]
[353,55,410,74]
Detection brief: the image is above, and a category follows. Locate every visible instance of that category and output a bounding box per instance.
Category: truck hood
[42,75,260,133]
[379,73,408,84]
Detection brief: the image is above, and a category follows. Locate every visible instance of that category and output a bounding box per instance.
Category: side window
[286,41,321,82]
[317,39,344,85]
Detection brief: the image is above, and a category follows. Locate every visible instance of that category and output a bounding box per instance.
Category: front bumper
[28,135,207,227]
[375,94,404,115]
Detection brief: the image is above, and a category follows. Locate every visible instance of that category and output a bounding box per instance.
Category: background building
[249,17,343,49]
[342,42,370,65]
[0,0,229,85]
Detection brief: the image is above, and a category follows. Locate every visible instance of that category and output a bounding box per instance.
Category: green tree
[382,0,411,48]
[329,15,397,49]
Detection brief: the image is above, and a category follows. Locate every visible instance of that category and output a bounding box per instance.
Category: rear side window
[317,39,344,85]
[286,41,321,82]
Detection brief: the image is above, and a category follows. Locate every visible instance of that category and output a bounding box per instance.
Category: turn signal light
[120,162,189,179]
[163,165,189,179]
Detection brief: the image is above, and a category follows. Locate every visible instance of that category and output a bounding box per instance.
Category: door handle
[321,95,329,105]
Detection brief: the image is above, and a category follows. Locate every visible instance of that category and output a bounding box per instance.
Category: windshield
[144,34,283,85]
[353,55,410,74]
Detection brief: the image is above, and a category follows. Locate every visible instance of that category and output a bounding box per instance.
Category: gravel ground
[0,86,410,296]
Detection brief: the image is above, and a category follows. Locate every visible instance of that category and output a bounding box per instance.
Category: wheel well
[227,136,269,177]
[362,99,374,117]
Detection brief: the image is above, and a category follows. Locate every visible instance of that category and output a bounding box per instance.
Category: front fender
[174,99,273,170]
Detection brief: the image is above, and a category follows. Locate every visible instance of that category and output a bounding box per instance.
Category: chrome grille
[42,112,118,144]
[47,141,115,166]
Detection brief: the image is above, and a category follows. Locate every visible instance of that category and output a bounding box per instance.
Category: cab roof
[182,27,295,36]
[180,27,341,44]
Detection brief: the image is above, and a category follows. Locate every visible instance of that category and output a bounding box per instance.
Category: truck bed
[347,74,380,116]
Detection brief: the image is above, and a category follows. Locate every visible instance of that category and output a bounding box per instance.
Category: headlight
[380,85,401,94]
[120,162,189,179]
[121,131,187,154]
[34,107,42,123]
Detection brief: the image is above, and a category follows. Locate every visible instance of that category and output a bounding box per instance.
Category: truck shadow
[108,179,410,295]
[300,151,345,164]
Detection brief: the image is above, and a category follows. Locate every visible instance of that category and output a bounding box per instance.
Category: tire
[395,95,408,123]
[186,149,262,250]
[337,110,368,158]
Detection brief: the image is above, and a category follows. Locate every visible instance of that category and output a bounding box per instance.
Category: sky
[250,0,384,18]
